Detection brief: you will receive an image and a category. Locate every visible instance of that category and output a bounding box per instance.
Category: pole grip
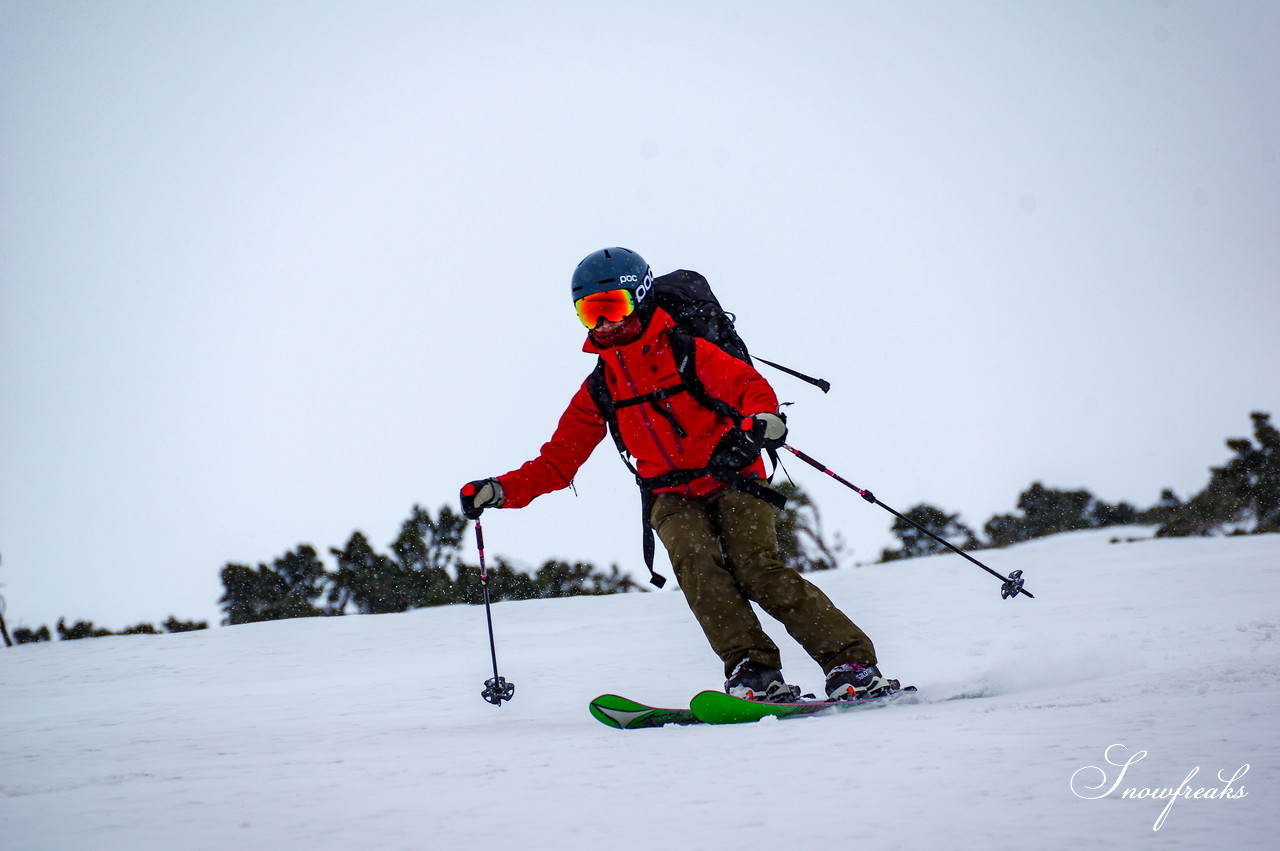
[475,520,488,582]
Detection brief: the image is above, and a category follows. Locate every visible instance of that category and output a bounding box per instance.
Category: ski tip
[589,694,701,730]
[589,694,643,729]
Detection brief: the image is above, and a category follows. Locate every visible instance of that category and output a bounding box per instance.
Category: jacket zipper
[614,350,680,467]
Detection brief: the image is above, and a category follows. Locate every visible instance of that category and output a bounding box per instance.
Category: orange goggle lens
[575,289,636,328]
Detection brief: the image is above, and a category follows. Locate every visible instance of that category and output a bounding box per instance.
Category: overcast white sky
[3,1,1278,631]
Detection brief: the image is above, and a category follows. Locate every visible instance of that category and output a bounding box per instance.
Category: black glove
[460,478,504,520]
[746,412,788,451]
[709,412,787,470]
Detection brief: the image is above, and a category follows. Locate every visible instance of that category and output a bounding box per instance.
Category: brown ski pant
[650,487,877,678]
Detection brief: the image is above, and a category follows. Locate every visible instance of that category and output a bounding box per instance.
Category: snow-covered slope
[3,529,1277,850]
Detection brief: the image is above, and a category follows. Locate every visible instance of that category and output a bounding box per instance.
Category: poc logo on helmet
[633,269,654,303]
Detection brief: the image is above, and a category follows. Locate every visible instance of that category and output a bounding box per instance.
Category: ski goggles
[575,288,636,329]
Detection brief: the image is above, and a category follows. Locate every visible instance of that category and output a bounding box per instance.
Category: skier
[461,247,900,702]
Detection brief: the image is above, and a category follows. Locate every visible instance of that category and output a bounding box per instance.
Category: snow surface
[3,529,1277,850]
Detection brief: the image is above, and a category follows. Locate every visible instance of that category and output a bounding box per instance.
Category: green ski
[689,687,918,724]
[589,694,703,729]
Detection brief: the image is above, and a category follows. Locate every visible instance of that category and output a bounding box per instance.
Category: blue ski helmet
[570,247,654,309]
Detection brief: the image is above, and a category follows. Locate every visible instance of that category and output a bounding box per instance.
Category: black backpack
[584,270,824,587]
[652,270,752,361]
[647,269,829,389]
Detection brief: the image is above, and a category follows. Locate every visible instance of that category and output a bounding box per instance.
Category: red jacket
[497,309,780,508]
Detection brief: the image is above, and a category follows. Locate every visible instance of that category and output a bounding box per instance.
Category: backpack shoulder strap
[668,329,742,423]
[585,357,612,418]
[585,357,637,473]
[586,356,664,587]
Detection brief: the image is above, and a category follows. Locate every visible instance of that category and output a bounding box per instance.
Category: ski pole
[474,520,516,705]
[783,444,1033,600]
[753,355,832,394]
[0,551,10,648]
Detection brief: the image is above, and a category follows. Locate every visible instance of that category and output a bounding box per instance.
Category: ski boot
[724,658,799,702]
[825,662,902,701]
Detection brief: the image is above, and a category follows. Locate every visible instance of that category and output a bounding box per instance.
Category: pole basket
[482,676,516,706]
